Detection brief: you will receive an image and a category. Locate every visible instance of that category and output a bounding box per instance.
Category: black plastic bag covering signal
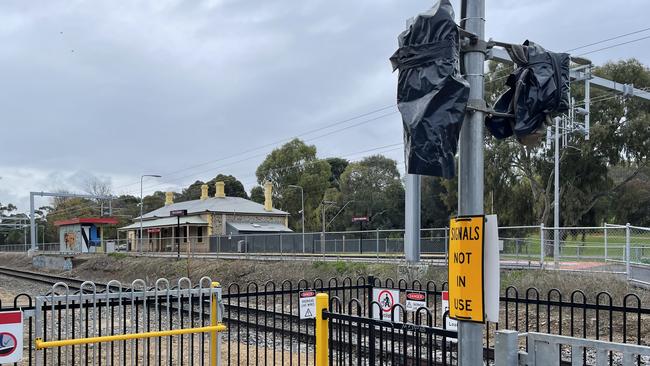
[390,0,469,178]
[486,41,570,145]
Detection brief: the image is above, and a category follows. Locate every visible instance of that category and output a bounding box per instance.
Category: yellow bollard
[315,293,329,366]
[211,281,221,366]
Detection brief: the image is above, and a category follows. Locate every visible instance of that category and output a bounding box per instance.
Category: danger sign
[299,290,316,320]
[448,215,485,323]
[372,288,401,321]
[405,291,426,312]
[0,311,23,363]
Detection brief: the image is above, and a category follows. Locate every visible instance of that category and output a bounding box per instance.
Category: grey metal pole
[289,185,305,253]
[140,175,144,253]
[603,223,607,262]
[140,174,162,253]
[494,330,519,366]
[539,222,546,268]
[405,174,421,262]
[458,0,485,363]
[625,223,631,281]
[321,204,325,255]
[301,189,305,253]
[30,192,36,251]
[554,117,561,269]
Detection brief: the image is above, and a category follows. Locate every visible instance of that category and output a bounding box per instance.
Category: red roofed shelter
[54,217,119,253]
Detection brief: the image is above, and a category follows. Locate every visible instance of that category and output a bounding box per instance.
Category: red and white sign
[299,290,317,320]
[441,291,458,332]
[351,217,369,222]
[147,228,161,234]
[405,291,427,312]
[0,311,23,363]
[372,288,401,321]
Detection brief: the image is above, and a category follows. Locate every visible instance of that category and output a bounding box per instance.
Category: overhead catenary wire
[565,26,650,52]
[28,29,650,219]
[43,142,404,218]
[111,104,397,192]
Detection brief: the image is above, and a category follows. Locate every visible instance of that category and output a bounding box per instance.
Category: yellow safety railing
[35,324,227,349]
[315,293,329,366]
[35,281,226,366]
[211,281,221,365]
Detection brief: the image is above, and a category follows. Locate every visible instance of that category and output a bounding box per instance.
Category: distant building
[55,217,119,253]
[119,181,290,252]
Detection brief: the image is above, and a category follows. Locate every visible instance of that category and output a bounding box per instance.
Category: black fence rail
[3,275,650,365]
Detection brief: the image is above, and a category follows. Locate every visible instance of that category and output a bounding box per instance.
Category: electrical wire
[111,104,397,192]
[577,35,650,56]
[565,26,650,52]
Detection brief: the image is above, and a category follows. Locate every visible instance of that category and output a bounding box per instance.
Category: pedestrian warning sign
[372,288,401,322]
[448,215,485,323]
[0,310,23,363]
[299,290,316,320]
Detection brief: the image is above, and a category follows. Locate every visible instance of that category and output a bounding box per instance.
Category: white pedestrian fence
[495,330,650,366]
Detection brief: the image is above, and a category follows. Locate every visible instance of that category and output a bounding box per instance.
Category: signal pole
[457,0,485,364]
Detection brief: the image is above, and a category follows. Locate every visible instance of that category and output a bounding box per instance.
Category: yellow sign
[448,215,485,323]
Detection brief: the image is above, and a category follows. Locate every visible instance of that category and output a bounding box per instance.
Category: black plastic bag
[486,41,570,145]
[390,0,469,178]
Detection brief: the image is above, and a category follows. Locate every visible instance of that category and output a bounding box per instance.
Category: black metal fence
[3,275,650,365]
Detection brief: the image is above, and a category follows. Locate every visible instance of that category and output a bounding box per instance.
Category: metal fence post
[315,293,329,366]
[539,222,546,268]
[444,227,449,264]
[367,275,375,363]
[603,223,607,262]
[210,281,222,366]
[376,229,380,260]
[626,223,631,281]
[495,330,519,366]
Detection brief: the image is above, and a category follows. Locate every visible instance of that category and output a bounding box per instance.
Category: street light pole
[288,185,305,253]
[321,201,336,254]
[140,174,162,253]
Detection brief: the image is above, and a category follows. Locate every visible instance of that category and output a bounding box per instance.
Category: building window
[197,227,203,242]
[183,226,188,242]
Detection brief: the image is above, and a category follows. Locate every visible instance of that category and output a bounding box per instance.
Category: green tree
[483,58,650,232]
[206,174,248,199]
[250,186,265,204]
[332,155,404,230]
[255,139,331,231]
[326,158,349,189]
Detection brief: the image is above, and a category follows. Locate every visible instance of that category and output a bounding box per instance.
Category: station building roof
[54,217,119,226]
[136,196,288,220]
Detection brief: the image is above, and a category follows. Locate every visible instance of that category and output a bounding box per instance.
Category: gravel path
[0,273,53,307]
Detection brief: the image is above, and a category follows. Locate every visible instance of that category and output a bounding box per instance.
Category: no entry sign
[0,311,23,363]
[448,215,485,322]
[372,288,401,321]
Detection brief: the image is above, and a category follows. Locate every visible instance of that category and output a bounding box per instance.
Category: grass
[107,252,128,260]
[499,231,650,261]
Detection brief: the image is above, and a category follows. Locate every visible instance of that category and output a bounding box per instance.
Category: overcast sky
[1,0,649,214]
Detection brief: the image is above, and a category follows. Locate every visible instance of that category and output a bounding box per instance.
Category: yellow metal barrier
[315,293,329,366]
[35,324,227,349]
[35,280,226,366]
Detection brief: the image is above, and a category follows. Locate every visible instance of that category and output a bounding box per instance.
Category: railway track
[0,266,124,292]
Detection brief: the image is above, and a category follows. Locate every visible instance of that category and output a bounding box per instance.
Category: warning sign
[0,311,23,363]
[299,290,316,320]
[448,215,485,323]
[441,291,458,332]
[405,291,426,312]
[372,288,401,321]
